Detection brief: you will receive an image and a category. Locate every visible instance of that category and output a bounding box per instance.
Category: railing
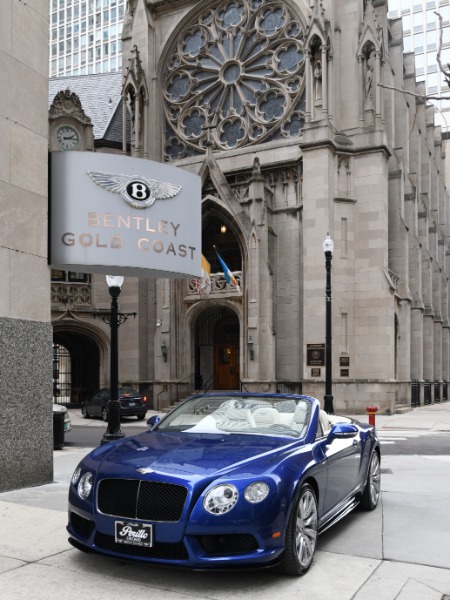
[434,382,441,403]
[411,381,420,407]
[423,382,432,405]
[240,380,250,392]
[202,375,215,393]
[186,271,243,298]
[156,373,194,410]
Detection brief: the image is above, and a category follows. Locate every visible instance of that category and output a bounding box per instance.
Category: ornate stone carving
[49,89,92,125]
[163,0,306,160]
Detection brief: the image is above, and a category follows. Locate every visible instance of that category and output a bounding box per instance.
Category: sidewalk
[0,403,449,599]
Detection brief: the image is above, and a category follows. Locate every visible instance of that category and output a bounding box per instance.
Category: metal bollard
[366,405,378,427]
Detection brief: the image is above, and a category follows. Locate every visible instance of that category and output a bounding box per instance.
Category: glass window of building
[404,35,412,52]
[444,26,450,43]
[403,14,412,32]
[415,32,424,51]
[401,0,410,10]
[427,28,437,49]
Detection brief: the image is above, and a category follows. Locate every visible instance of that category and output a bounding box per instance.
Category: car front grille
[95,532,188,560]
[97,479,188,522]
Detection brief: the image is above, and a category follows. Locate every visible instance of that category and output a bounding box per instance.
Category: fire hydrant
[366,405,378,427]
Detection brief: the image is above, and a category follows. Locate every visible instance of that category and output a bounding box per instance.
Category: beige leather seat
[319,409,331,434]
[253,406,280,428]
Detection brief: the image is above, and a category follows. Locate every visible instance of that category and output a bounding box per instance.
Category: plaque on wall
[311,368,321,377]
[340,356,350,367]
[307,344,325,366]
[340,369,349,377]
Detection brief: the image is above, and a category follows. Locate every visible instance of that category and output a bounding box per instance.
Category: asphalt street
[64,412,450,455]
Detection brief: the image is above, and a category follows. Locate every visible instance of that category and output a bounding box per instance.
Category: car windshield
[119,387,139,396]
[156,395,311,438]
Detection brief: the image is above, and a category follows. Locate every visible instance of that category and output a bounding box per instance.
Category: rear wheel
[279,483,318,576]
[360,450,380,510]
[101,407,108,422]
[137,414,146,421]
[81,404,90,419]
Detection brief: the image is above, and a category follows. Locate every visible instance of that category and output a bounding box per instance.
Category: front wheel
[360,450,380,510]
[279,483,318,576]
[137,414,146,421]
[101,407,108,422]
[81,404,90,419]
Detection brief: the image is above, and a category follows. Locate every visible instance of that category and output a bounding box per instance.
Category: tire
[81,404,90,419]
[137,414,146,421]
[360,450,381,511]
[279,483,318,576]
[101,407,108,422]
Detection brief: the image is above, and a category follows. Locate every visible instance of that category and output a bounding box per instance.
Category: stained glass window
[163,0,306,160]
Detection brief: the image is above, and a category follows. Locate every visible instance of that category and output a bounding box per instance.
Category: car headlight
[77,472,93,500]
[71,466,81,486]
[244,481,269,504]
[204,484,238,515]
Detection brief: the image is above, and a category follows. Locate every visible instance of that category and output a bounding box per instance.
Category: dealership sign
[49,152,201,278]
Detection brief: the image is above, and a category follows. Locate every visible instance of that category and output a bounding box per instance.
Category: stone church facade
[50,0,450,415]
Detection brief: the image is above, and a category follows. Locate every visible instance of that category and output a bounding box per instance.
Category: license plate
[115,521,153,547]
[128,402,135,407]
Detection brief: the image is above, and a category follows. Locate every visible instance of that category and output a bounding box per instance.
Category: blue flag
[215,250,240,292]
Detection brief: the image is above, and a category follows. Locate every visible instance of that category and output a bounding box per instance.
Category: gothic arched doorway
[194,306,240,390]
[53,331,100,406]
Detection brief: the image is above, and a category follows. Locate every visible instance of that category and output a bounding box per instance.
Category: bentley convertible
[67,393,381,576]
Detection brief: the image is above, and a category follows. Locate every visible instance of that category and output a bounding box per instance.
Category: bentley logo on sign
[87,171,182,209]
[49,151,201,278]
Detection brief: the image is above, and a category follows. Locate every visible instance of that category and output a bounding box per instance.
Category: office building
[49,0,125,77]
[388,0,450,128]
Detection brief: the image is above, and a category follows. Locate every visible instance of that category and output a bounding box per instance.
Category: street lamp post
[323,234,334,415]
[101,275,128,445]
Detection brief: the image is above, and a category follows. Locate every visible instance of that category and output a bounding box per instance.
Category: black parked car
[82,387,148,421]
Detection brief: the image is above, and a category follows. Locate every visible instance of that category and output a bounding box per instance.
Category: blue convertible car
[68,393,380,576]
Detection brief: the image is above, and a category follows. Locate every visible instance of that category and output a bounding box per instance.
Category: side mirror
[326,423,358,443]
[146,415,161,429]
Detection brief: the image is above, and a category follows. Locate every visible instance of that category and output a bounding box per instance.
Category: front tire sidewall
[279,483,318,576]
[360,450,381,511]
[101,407,108,422]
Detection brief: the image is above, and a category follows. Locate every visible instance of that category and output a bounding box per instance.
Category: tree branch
[435,11,450,88]
[377,82,450,102]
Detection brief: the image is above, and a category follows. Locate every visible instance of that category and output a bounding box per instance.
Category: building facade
[1,0,53,492]
[49,0,125,77]
[49,0,450,417]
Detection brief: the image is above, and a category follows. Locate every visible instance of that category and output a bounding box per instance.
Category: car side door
[321,423,361,517]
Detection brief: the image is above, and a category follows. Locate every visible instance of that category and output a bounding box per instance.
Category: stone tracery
[163,0,306,160]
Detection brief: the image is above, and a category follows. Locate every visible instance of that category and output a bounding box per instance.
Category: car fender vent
[380,468,393,474]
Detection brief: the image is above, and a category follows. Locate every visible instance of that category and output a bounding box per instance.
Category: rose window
[163,0,306,161]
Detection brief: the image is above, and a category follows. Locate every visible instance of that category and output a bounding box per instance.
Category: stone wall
[0,0,52,491]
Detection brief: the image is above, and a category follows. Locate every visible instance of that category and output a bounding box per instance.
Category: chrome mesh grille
[98,478,188,522]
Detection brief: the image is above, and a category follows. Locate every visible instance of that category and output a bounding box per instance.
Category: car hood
[97,431,299,480]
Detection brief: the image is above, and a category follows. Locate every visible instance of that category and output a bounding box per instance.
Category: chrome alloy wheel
[368,452,381,507]
[295,487,318,567]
